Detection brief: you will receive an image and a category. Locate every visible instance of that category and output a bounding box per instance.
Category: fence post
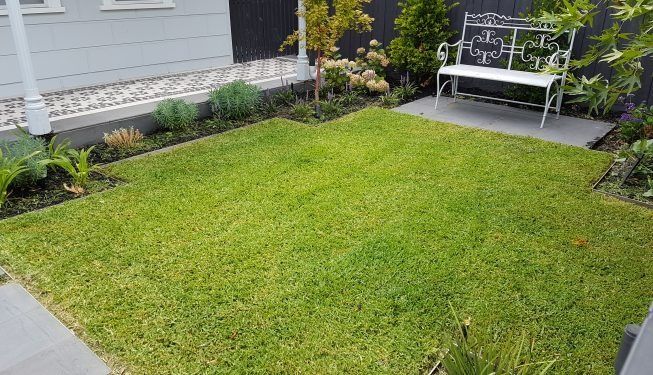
[296,0,310,81]
[5,0,51,135]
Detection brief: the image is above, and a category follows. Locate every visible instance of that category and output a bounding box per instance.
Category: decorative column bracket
[6,0,51,135]
[296,0,310,81]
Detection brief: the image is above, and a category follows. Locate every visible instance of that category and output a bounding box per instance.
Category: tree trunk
[314,49,322,102]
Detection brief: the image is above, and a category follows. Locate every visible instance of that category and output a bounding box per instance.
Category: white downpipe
[296,0,310,81]
[5,0,51,135]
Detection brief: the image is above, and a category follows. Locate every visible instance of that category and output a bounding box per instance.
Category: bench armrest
[437,40,462,65]
[546,50,571,70]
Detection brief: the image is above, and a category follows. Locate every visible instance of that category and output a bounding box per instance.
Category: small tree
[281,0,373,101]
[389,0,456,85]
[537,0,653,114]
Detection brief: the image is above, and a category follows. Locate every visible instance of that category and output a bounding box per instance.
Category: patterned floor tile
[0,58,296,128]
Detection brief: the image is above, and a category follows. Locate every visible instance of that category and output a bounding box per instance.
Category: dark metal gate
[229,0,298,63]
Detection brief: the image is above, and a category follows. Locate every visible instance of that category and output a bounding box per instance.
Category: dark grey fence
[338,0,652,105]
[229,0,298,63]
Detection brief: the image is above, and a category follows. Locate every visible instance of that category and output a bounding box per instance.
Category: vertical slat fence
[228,0,651,104]
[229,0,298,63]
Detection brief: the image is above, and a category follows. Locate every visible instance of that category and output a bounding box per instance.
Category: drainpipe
[5,0,51,135]
[296,0,310,81]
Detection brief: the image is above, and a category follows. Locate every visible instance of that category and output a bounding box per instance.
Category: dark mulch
[1,170,123,220]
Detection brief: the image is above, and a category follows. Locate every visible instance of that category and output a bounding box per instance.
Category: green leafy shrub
[338,90,361,107]
[48,136,71,161]
[272,88,297,107]
[47,146,100,194]
[209,81,262,120]
[379,92,401,108]
[389,0,456,85]
[619,103,653,143]
[260,96,279,117]
[290,101,315,122]
[0,133,48,186]
[537,0,652,113]
[0,148,39,207]
[319,99,344,120]
[438,306,556,374]
[391,76,419,103]
[152,99,199,130]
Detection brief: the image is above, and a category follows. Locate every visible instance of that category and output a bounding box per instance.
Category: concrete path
[394,96,614,148]
[0,283,109,375]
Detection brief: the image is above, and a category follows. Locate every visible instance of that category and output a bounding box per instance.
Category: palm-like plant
[0,149,40,207]
[47,146,100,194]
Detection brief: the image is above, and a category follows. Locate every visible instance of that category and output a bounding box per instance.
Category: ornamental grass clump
[209,81,262,120]
[437,305,556,374]
[104,127,144,150]
[152,99,199,130]
[0,133,48,187]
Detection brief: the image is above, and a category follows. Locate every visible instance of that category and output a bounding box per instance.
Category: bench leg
[435,72,441,110]
[541,83,553,129]
[435,73,453,111]
[555,82,563,120]
[452,76,459,103]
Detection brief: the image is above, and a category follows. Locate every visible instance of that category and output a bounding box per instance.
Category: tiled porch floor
[0,57,296,130]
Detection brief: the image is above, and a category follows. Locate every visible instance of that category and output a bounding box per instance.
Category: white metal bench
[435,13,577,128]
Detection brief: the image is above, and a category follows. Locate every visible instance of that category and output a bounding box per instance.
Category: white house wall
[0,0,233,99]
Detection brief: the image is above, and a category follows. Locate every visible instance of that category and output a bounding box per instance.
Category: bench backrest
[457,12,576,72]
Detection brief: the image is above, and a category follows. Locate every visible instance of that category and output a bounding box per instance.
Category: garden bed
[593,157,653,209]
[0,171,122,220]
[590,105,653,208]
[1,87,395,220]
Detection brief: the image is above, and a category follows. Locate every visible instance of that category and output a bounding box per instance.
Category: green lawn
[1,108,652,374]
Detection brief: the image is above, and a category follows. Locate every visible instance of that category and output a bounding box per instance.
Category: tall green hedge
[389,0,456,85]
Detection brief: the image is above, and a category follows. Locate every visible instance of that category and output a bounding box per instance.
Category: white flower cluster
[366,51,390,67]
[322,58,356,70]
[349,69,390,93]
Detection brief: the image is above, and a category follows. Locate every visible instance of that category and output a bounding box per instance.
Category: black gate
[229,0,298,63]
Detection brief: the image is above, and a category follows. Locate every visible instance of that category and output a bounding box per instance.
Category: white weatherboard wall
[0,0,233,99]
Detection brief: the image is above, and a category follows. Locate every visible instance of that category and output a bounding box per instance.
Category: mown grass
[1,108,652,374]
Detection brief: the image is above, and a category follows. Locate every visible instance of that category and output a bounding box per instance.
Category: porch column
[6,0,51,135]
[296,0,310,81]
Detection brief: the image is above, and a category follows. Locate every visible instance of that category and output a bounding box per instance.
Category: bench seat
[438,64,559,88]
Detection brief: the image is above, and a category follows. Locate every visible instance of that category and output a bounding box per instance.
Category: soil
[1,170,123,220]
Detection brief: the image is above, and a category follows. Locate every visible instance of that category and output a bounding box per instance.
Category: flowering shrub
[618,101,653,143]
[355,39,390,77]
[321,41,390,95]
[348,69,390,94]
[322,47,357,91]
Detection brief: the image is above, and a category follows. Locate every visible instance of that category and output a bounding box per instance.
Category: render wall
[0,0,233,98]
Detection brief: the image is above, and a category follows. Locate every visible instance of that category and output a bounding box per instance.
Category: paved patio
[0,57,297,132]
[0,282,109,374]
[394,96,614,148]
